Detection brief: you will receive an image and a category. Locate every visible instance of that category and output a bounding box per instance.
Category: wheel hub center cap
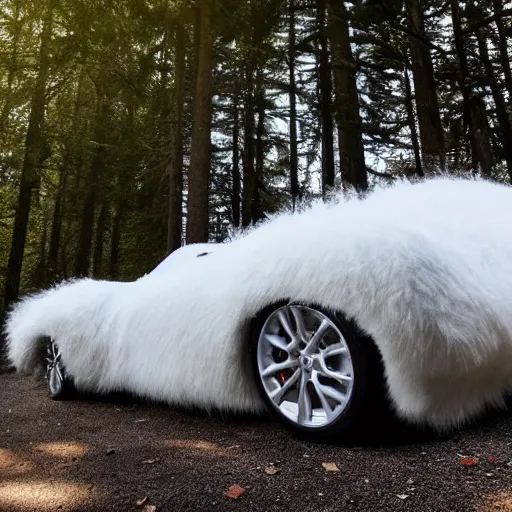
[299,355,313,370]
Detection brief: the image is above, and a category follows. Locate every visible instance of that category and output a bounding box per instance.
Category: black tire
[250,302,394,443]
[45,339,75,400]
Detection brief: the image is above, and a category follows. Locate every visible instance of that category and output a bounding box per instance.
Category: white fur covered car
[5,177,512,441]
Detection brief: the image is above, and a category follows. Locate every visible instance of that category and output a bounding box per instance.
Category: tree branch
[462,8,512,35]
[366,166,396,179]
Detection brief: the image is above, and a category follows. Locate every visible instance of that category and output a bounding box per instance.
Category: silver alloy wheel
[257,305,355,429]
[45,340,64,396]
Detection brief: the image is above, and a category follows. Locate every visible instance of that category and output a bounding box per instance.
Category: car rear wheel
[45,339,74,399]
[251,303,388,441]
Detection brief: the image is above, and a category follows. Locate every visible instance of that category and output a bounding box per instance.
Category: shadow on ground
[1,371,512,512]
[58,376,512,449]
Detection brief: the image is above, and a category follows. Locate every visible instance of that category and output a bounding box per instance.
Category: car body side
[5,177,512,430]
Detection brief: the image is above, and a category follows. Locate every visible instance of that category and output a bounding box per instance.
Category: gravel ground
[1,369,511,512]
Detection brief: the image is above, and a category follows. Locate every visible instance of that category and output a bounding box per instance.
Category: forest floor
[1,369,512,512]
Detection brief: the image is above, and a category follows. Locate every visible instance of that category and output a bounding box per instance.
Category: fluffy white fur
[5,177,512,430]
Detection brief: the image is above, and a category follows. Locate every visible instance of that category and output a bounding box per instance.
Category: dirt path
[1,371,511,512]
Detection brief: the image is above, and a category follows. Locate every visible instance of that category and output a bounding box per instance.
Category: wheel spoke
[311,374,334,422]
[277,309,295,340]
[270,368,301,404]
[319,368,352,385]
[304,319,330,355]
[54,362,63,382]
[290,306,308,342]
[322,344,347,358]
[261,358,298,378]
[265,334,290,352]
[317,354,352,384]
[313,373,346,404]
[297,371,312,425]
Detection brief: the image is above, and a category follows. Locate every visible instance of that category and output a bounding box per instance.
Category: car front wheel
[251,303,388,441]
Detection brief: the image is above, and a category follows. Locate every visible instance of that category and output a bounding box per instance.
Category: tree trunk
[470,95,495,176]
[475,24,512,179]
[186,0,213,244]
[0,0,23,139]
[74,180,96,278]
[167,23,185,254]
[289,0,299,206]
[47,165,67,282]
[34,208,49,287]
[242,73,255,227]
[92,203,108,279]
[74,100,108,277]
[450,0,494,175]
[110,206,122,281]
[317,0,335,196]
[109,176,124,282]
[405,0,445,172]
[254,78,265,224]
[404,58,424,177]
[327,0,367,191]
[231,91,241,227]
[493,0,512,99]
[47,69,87,283]
[3,0,53,309]
[109,98,137,281]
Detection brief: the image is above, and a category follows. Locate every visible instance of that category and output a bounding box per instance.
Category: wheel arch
[247,299,378,354]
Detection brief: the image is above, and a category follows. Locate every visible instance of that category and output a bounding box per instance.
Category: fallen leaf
[106,449,115,455]
[142,459,160,464]
[136,496,148,506]
[396,495,409,500]
[264,466,280,475]
[460,457,478,466]
[322,462,340,472]
[225,485,245,499]
[488,457,497,463]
